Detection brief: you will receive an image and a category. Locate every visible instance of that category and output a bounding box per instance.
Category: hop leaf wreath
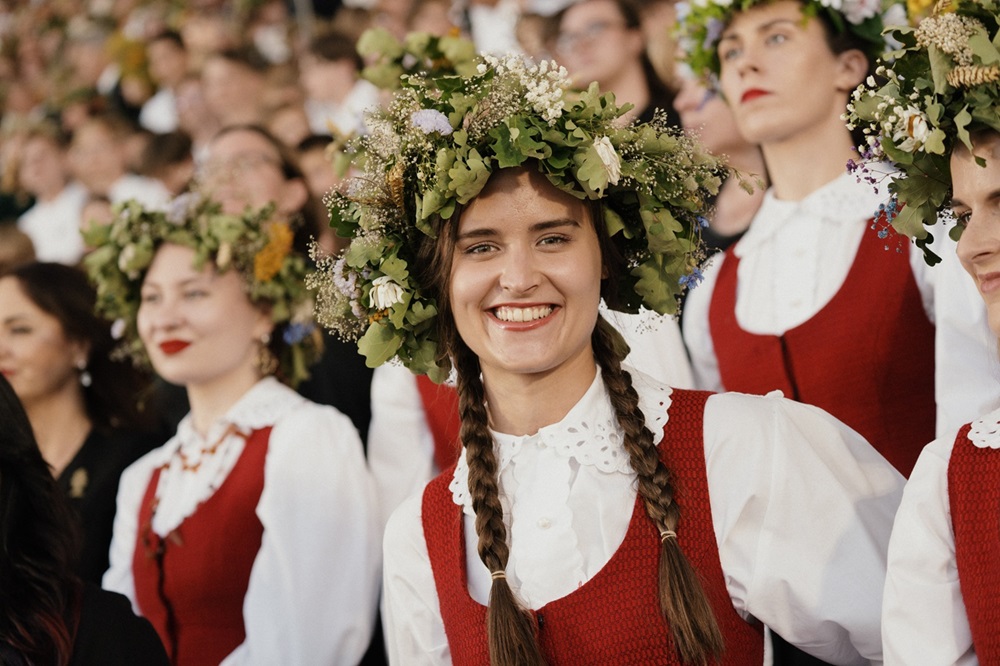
[83,193,323,386]
[309,53,725,382]
[846,0,1000,264]
[677,0,907,78]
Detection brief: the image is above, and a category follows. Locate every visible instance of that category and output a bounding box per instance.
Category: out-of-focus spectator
[0,225,35,274]
[137,131,195,197]
[268,102,314,149]
[178,10,237,71]
[406,0,459,35]
[67,112,170,207]
[299,30,379,136]
[552,0,678,126]
[16,124,88,265]
[0,262,160,584]
[139,30,189,134]
[201,45,272,127]
[295,133,347,254]
[80,196,115,242]
[246,0,295,64]
[174,74,220,163]
[0,372,169,666]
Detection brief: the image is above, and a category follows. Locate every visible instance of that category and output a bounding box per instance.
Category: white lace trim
[967,407,1000,449]
[449,366,673,514]
[149,378,304,536]
[736,170,890,256]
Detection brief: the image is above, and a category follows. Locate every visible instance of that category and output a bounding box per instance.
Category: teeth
[495,305,553,322]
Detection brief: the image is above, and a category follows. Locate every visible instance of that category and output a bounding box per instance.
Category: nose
[142,294,184,333]
[498,245,541,295]
[957,213,997,269]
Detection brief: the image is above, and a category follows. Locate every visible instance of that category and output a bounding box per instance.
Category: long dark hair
[418,166,724,665]
[6,262,153,433]
[0,374,81,665]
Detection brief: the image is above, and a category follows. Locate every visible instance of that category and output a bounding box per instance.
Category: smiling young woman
[314,52,904,665]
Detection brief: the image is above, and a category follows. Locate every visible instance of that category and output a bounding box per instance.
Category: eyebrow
[720,17,798,42]
[2,314,28,326]
[141,276,211,290]
[457,218,581,241]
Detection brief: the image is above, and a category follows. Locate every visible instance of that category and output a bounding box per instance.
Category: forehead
[143,244,204,281]
[459,169,589,228]
[0,278,44,316]
[952,134,1000,198]
[560,0,625,29]
[209,130,279,160]
[722,0,808,36]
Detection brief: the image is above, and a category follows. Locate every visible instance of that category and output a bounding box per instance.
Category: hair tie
[491,570,507,581]
[660,530,677,543]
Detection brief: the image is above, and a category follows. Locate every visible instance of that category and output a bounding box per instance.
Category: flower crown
[678,0,906,78]
[846,0,1000,263]
[83,193,322,386]
[309,53,724,382]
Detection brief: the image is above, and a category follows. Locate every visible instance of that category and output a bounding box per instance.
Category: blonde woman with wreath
[850,1,1000,661]
[88,195,380,665]
[312,54,904,665]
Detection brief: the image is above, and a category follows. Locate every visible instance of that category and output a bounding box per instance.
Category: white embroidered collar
[736,170,891,258]
[147,377,304,536]
[967,407,1000,449]
[449,366,673,514]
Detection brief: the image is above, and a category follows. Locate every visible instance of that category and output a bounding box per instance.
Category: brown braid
[592,316,724,664]
[453,341,547,666]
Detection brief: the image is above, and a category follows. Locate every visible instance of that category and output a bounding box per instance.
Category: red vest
[708,227,935,477]
[421,389,764,665]
[948,423,1000,662]
[416,375,462,471]
[133,427,270,666]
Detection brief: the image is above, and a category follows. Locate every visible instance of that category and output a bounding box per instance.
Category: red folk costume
[707,222,935,477]
[421,389,764,664]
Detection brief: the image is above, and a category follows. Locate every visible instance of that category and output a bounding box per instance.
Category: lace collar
[736,170,890,257]
[967,407,1000,449]
[449,366,673,514]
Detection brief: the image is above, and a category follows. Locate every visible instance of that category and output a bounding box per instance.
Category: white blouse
[103,378,381,666]
[382,368,905,665]
[880,408,1000,665]
[681,171,1000,437]
[368,305,695,529]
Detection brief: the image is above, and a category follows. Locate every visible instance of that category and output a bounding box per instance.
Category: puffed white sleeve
[881,434,976,665]
[220,403,381,666]
[704,392,905,665]
[102,448,164,613]
[369,363,439,529]
[680,252,725,392]
[382,493,451,666]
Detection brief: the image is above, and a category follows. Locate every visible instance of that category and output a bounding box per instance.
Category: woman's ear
[834,49,869,92]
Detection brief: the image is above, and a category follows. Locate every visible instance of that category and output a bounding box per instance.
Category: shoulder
[384,492,430,570]
[72,584,169,666]
[270,395,363,452]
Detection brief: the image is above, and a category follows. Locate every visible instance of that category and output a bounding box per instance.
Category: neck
[33,180,69,203]
[760,113,856,201]
[481,355,597,437]
[606,64,650,125]
[26,386,92,477]
[185,367,263,437]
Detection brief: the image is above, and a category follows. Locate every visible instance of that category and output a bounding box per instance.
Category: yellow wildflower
[254,222,293,282]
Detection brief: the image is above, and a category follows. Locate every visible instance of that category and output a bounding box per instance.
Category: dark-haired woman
[679,0,940,480]
[0,262,159,584]
[0,374,169,666]
[315,54,904,664]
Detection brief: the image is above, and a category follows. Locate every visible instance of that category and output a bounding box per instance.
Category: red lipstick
[741,89,770,103]
[159,340,191,355]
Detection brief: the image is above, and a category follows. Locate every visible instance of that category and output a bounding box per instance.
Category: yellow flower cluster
[254,222,293,282]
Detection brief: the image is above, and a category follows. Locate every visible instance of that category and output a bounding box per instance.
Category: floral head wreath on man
[846,0,1000,264]
[309,51,725,383]
[678,0,907,78]
[83,193,323,386]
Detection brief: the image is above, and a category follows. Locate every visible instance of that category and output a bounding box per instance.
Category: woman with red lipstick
[0,262,157,585]
[313,53,904,665]
[849,4,1000,660]
[678,0,945,480]
[86,193,380,666]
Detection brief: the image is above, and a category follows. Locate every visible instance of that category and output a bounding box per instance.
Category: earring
[255,333,278,376]
[76,358,92,388]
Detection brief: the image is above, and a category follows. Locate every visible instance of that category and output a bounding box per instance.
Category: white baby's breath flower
[111,318,126,340]
[594,136,622,185]
[370,275,405,310]
[118,244,137,275]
